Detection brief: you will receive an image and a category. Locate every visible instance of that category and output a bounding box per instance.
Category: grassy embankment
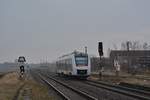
[90,72,150,86]
[0,72,55,100]
[0,72,23,100]
[18,79,56,100]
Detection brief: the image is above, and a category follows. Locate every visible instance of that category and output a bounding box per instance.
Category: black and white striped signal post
[18,56,26,79]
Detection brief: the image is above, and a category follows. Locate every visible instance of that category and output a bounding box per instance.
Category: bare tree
[127,41,132,50]
[121,41,145,50]
[113,44,118,50]
[121,42,127,50]
[143,42,148,50]
[107,48,111,57]
[130,41,140,50]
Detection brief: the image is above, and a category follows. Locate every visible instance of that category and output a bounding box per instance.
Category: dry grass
[90,74,150,86]
[121,76,150,86]
[18,80,55,100]
[0,72,55,100]
[0,72,23,100]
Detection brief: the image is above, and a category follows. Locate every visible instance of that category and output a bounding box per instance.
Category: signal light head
[98,42,103,56]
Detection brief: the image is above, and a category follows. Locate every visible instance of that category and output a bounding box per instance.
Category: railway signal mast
[18,56,26,79]
[98,42,104,79]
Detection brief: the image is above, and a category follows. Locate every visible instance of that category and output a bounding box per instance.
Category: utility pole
[127,41,130,73]
[85,46,87,54]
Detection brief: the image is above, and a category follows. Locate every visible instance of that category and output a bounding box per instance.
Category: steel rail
[41,72,98,100]
[85,80,150,100]
[38,74,70,100]
[31,70,70,100]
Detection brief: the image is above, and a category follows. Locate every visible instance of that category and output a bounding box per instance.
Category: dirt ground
[18,80,56,100]
[90,73,150,86]
[0,72,23,100]
[0,72,54,100]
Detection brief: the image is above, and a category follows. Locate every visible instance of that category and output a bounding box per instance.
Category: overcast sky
[0,0,150,63]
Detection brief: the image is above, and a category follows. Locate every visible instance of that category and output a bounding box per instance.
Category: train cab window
[75,56,88,66]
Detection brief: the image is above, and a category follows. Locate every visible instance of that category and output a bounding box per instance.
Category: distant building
[110,50,150,72]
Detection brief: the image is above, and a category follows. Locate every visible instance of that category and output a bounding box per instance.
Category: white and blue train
[56,51,91,78]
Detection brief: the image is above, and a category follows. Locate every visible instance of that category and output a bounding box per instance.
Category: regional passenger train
[56,51,91,78]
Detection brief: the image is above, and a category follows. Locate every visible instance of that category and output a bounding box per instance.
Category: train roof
[59,51,88,59]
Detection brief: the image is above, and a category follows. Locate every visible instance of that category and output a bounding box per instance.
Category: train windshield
[75,56,88,66]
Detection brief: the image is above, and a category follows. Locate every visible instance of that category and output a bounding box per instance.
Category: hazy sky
[0,0,150,63]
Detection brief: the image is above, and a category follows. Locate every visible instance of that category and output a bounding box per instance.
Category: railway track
[33,69,150,100]
[85,80,150,100]
[42,71,137,100]
[119,82,150,92]
[33,70,97,100]
[30,70,67,100]
[38,74,70,100]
